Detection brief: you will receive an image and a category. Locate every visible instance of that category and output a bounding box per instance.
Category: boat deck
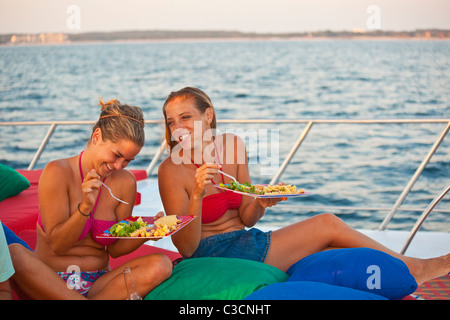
[410,275,450,300]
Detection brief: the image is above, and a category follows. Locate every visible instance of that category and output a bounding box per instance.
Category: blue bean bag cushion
[244,281,387,300]
[286,248,417,300]
[1,223,31,250]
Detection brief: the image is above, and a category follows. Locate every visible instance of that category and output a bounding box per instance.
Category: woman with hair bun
[9,99,172,299]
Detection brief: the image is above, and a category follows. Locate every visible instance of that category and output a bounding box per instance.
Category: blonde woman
[158,87,449,286]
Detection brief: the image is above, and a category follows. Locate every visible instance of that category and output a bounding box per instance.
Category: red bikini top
[191,142,242,224]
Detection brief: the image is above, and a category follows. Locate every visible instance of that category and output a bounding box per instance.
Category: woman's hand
[80,169,103,210]
[192,163,222,199]
[154,211,165,220]
[255,182,287,208]
[256,197,287,208]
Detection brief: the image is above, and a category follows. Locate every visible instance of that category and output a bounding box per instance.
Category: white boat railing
[1,119,449,239]
[400,183,450,254]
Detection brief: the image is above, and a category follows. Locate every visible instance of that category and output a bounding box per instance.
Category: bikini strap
[213,141,225,184]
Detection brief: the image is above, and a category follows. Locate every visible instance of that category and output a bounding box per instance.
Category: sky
[0,0,449,34]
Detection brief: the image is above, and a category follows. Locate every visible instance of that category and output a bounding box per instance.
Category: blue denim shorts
[188,228,272,263]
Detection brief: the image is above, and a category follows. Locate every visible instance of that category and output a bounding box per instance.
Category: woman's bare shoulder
[40,158,74,183]
[158,156,187,190]
[158,156,180,176]
[111,168,136,183]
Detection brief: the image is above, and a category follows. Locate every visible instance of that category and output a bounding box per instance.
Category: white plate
[213,184,313,198]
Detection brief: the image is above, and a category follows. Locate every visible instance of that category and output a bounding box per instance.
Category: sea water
[0,40,449,231]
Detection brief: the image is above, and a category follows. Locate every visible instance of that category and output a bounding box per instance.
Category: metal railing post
[146,140,167,177]
[270,121,314,185]
[28,123,57,170]
[400,184,450,254]
[378,121,450,230]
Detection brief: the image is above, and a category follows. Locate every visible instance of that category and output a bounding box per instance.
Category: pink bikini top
[191,142,242,224]
[37,152,117,246]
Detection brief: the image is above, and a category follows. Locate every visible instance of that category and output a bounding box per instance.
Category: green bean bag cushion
[145,257,288,300]
[0,164,30,202]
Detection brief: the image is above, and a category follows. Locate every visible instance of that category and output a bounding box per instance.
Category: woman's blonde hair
[92,98,145,147]
[162,87,216,151]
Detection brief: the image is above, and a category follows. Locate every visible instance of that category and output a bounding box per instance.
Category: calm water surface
[0,40,449,231]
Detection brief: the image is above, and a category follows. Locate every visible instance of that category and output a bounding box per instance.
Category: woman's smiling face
[164,97,213,150]
[91,128,141,176]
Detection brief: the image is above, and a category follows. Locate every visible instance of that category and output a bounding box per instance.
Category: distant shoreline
[1,37,449,48]
[1,29,449,46]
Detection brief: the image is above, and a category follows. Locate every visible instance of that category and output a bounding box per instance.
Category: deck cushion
[244,281,387,300]
[145,257,288,300]
[0,170,40,235]
[0,164,30,202]
[286,248,418,300]
[2,223,32,250]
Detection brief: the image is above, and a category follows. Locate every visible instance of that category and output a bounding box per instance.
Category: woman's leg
[264,213,450,285]
[87,253,172,300]
[10,243,172,300]
[9,243,86,300]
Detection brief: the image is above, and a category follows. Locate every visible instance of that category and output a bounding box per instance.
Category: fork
[85,169,129,204]
[101,181,129,205]
[218,170,242,187]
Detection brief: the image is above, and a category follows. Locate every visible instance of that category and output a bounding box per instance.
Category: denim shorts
[188,228,272,263]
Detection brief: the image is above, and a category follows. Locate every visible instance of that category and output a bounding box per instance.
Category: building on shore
[10,33,68,45]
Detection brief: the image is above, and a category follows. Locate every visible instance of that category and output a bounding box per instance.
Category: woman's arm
[158,159,220,257]
[38,160,102,254]
[103,170,149,258]
[231,135,284,227]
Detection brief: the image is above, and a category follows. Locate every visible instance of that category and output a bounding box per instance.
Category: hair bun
[98,98,120,111]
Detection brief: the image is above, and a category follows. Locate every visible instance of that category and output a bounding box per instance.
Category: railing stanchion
[28,123,57,170]
[378,121,450,230]
[270,121,314,185]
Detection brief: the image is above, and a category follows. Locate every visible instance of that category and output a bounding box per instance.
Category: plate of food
[96,215,196,239]
[214,181,313,198]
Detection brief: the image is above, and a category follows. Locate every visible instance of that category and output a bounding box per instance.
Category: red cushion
[109,245,181,270]
[17,229,38,251]
[16,169,42,184]
[129,170,147,181]
[0,183,39,235]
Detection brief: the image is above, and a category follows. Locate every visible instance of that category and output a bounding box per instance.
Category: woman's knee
[316,213,346,231]
[142,253,172,280]
[8,243,33,272]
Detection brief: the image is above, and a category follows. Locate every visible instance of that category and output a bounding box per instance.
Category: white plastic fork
[101,181,129,205]
[85,169,129,204]
[218,170,242,187]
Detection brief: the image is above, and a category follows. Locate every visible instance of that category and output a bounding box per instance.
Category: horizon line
[2,27,450,36]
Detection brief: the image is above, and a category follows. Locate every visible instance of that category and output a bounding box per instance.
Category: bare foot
[406,253,450,285]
